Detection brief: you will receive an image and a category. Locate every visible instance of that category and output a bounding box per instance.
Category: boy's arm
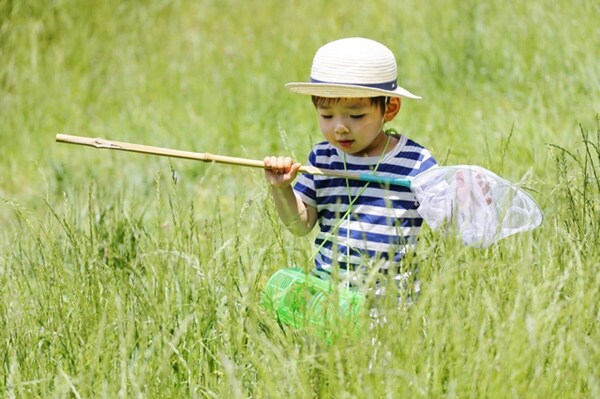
[270,185,317,236]
[264,156,317,236]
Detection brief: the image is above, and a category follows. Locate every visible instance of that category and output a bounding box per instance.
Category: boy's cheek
[318,121,332,133]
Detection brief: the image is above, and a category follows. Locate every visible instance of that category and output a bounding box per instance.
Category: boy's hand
[456,169,493,206]
[263,156,302,188]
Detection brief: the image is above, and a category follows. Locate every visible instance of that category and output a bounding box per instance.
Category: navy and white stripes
[294,134,437,274]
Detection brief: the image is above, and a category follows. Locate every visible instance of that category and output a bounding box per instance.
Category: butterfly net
[411,166,543,247]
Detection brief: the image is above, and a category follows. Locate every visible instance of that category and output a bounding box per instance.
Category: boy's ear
[384,97,402,122]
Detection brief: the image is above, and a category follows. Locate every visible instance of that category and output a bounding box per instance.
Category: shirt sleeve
[417,150,438,174]
[293,150,318,208]
[413,148,438,176]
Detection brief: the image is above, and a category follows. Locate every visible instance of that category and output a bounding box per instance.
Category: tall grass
[549,119,600,249]
[1,0,599,397]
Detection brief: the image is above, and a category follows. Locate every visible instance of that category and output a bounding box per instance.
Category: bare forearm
[271,186,314,236]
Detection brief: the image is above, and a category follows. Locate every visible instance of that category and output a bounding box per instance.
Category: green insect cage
[262,268,365,334]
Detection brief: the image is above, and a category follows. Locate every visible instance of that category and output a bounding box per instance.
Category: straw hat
[286,37,421,99]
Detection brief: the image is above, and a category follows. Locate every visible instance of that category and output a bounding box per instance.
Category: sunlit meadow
[1,0,598,397]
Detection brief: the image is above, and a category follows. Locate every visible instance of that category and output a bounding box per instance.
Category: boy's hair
[311,96,389,113]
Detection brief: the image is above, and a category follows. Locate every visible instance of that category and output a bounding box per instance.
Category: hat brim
[285,82,421,99]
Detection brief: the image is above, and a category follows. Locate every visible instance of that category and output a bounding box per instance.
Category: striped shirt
[294,134,437,274]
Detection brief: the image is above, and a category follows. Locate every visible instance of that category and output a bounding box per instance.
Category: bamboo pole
[55,134,411,188]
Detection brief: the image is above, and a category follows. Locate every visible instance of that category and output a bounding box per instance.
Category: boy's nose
[335,123,349,134]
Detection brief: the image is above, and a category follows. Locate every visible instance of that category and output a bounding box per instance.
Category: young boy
[263,37,436,289]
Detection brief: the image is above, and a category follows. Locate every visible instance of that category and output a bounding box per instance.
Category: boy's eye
[320,114,333,119]
[350,114,366,119]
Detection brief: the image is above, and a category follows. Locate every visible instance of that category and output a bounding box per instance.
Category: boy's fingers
[263,156,275,168]
[456,170,468,203]
[263,156,295,173]
[276,156,292,170]
[290,162,302,173]
[475,172,493,204]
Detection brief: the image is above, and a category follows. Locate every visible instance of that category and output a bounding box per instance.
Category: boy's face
[315,97,389,157]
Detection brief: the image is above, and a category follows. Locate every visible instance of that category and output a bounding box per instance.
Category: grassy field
[1,0,599,397]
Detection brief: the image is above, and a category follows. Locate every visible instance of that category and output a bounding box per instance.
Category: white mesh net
[411,165,543,247]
